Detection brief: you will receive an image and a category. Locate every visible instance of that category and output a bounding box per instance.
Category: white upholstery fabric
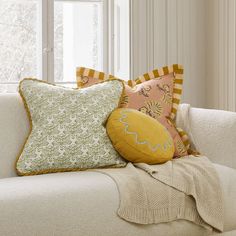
[0,165,235,236]
[0,95,236,235]
[176,104,236,169]
[0,171,208,236]
[0,94,30,178]
[213,231,236,236]
[1,95,235,178]
[214,164,236,232]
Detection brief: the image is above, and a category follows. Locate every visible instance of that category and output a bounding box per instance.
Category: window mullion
[41,0,54,83]
[102,0,109,74]
[47,0,54,83]
[41,0,47,81]
[108,0,114,75]
[43,0,108,83]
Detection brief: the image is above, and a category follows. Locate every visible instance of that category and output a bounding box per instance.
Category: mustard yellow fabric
[106,108,174,164]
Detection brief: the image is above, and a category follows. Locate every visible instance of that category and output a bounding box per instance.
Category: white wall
[206,0,236,112]
[113,0,130,80]
[131,0,207,108]
[131,0,236,111]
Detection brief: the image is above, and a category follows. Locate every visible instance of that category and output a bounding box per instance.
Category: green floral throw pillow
[16,79,126,176]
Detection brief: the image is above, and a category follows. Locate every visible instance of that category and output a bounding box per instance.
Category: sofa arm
[176,104,236,169]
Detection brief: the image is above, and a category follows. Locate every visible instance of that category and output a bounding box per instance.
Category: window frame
[0,0,131,90]
[0,0,110,87]
[43,0,110,84]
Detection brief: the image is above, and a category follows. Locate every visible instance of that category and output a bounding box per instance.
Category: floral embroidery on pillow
[157,84,172,104]
[81,76,89,85]
[139,85,152,97]
[139,101,163,119]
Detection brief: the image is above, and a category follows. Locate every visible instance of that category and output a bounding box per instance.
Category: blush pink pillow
[76,65,188,157]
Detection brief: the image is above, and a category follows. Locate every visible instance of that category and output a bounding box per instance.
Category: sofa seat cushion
[214,164,236,232]
[0,171,207,236]
[0,164,235,236]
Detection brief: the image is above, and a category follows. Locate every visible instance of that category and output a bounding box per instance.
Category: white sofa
[0,93,236,236]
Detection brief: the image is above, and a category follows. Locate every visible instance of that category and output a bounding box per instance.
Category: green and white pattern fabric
[16,79,126,175]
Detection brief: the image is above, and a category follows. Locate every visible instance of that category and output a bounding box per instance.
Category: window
[54,0,104,83]
[0,0,130,92]
[0,0,40,92]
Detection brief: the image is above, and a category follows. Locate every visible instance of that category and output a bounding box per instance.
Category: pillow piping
[16,78,126,176]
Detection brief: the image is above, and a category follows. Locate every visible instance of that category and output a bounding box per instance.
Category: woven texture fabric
[0,170,214,236]
[97,156,223,232]
[176,103,236,169]
[16,79,126,175]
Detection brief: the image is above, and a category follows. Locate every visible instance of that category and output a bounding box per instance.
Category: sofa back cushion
[176,104,236,169]
[0,94,30,178]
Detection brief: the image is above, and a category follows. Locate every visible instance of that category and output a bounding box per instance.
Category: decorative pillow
[176,127,191,151]
[16,79,126,176]
[77,68,115,88]
[106,108,174,164]
[76,65,188,157]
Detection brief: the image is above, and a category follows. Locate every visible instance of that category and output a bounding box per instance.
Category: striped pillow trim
[76,67,116,87]
[76,64,184,120]
[176,127,190,151]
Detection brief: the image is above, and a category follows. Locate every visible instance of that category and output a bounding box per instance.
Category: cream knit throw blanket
[96,156,223,232]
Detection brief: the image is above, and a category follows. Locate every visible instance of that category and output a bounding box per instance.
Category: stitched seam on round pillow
[118,110,173,153]
[112,136,173,163]
[107,123,174,160]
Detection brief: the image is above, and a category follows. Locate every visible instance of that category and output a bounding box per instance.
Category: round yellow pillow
[106,108,174,164]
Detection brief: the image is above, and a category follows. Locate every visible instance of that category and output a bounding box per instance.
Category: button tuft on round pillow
[106,108,175,164]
